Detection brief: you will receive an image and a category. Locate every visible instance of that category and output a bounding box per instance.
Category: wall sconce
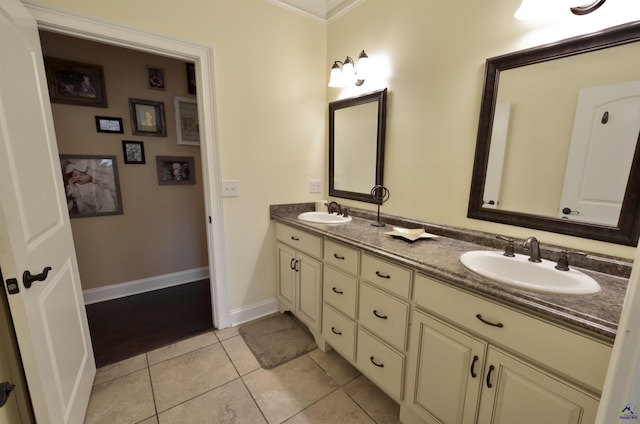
[515,0,608,20]
[328,50,370,87]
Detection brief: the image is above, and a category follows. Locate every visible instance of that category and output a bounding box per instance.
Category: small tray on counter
[384,227,440,242]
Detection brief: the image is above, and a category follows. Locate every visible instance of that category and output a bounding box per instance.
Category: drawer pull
[291,236,300,241]
[370,356,384,368]
[470,355,479,378]
[333,253,345,260]
[331,327,342,335]
[375,271,391,279]
[475,314,504,328]
[486,365,495,388]
[290,258,296,270]
[373,310,388,320]
[332,287,344,294]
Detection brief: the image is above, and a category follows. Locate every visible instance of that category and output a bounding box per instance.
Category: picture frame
[146,66,165,90]
[122,141,145,164]
[59,155,123,218]
[95,116,124,134]
[186,63,196,95]
[129,98,166,137]
[174,96,200,146]
[44,57,108,107]
[156,156,196,185]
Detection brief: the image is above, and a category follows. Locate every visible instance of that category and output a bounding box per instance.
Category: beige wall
[29,0,640,317]
[32,0,327,312]
[40,31,208,290]
[327,0,640,260]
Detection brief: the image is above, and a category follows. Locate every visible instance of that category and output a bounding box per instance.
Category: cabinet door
[276,242,296,310]
[296,252,323,332]
[406,310,486,424]
[478,347,599,424]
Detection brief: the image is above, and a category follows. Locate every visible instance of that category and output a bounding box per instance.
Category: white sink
[459,250,601,295]
[298,211,352,224]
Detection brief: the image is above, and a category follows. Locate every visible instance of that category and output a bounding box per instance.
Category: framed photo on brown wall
[174,96,199,145]
[44,57,108,107]
[129,98,166,137]
[59,155,123,218]
[122,141,145,164]
[146,66,165,90]
[156,156,195,185]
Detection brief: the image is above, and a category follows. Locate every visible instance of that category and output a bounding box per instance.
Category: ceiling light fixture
[328,50,369,87]
[514,0,608,20]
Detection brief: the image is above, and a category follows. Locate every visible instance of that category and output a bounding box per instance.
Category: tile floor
[84,322,401,424]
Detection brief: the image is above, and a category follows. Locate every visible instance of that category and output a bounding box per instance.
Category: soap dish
[384,227,439,242]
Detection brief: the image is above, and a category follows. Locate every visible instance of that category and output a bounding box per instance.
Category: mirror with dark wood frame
[329,88,387,204]
[468,21,640,246]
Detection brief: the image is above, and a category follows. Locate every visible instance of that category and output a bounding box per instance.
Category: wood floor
[85,280,214,368]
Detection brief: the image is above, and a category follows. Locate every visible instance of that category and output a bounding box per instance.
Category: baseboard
[229,298,279,327]
[83,267,209,304]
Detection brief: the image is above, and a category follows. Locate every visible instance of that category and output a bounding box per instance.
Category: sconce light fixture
[515,0,608,20]
[328,50,370,87]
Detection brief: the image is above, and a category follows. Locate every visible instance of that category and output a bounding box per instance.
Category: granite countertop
[271,204,629,343]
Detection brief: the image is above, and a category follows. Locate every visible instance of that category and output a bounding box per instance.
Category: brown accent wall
[40,31,207,291]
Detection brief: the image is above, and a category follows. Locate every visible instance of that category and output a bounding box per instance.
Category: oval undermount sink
[460,250,601,295]
[298,211,352,224]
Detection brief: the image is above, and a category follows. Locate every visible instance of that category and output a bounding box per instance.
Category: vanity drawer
[276,223,322,259]
[357,327,404,401]
[414,274,612,393]
[324,240,360,275]
[358,282,409,351]
[322,305,356,361]
[361,253,412,299]
[323,265,357,319]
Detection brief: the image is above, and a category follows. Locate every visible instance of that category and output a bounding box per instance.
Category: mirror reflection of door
[559,81,640,225]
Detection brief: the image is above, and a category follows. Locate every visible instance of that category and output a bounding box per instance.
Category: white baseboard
[228,298,279,327]
[83,267,209,305]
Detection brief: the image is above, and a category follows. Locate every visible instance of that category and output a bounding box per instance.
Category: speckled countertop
[271,203,631,343]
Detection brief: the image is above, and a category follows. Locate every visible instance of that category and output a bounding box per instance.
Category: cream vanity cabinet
[275,223,323,333]
[403,274,610,424]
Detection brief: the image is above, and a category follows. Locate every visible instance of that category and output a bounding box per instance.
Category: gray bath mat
[239,312,317,370]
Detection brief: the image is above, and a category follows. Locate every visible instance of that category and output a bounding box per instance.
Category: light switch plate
[222,180,239,197]
[310,179,322,193]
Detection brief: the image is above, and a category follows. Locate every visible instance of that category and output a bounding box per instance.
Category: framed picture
[156,156,195,185]
[44,57,108,107]
[186,63,196,95]
[122,141,145,164]
[59,155,123,218]
[146,66,165,90]
[95,116,124,134]
[129,98,166,137]
[174,96,200,146]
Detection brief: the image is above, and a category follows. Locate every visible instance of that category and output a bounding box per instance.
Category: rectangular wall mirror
[468,21,640,246]
[329,88,387,203]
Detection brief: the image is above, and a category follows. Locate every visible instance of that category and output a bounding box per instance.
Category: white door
[558,81,640,225]
[0,1,96,423]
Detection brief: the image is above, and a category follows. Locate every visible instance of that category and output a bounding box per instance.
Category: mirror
[329,88,387,203]
[468,21,640,246]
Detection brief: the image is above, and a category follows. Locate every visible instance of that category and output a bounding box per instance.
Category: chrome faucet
[327,201,342,215]
[523,237,542,263]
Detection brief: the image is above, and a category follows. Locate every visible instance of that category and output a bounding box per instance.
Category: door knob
[0,382,15,408]
[23,266,52,289]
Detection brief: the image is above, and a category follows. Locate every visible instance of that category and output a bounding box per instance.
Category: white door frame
[23,1,230,329]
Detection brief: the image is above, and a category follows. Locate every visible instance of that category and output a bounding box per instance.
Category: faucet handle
[495,235,515,257]
[555,249,587,271]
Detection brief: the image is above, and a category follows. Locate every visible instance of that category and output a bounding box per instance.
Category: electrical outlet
[310,179,322,193]
[222,180,239,197]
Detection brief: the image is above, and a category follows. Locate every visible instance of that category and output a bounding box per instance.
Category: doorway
[26,3,229,329]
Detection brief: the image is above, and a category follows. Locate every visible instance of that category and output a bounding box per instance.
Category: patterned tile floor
[84,322,401,423]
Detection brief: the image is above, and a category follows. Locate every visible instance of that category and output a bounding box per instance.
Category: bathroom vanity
[271,203,627,424]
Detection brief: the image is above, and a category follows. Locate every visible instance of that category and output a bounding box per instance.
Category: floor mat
[239,312,317,370]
